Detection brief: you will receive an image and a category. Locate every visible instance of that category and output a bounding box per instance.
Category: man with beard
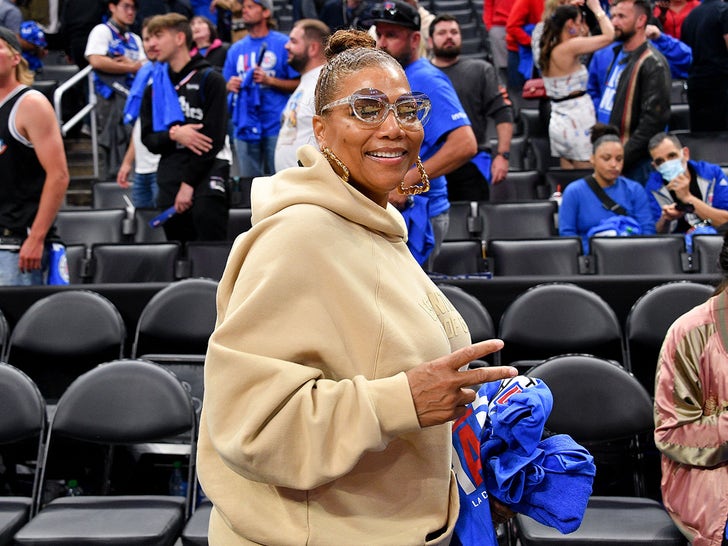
[274,19,330,171]
[429,14,514,201]
[223,0,299,177]
[372,0,477,270]
[587,0,670,184]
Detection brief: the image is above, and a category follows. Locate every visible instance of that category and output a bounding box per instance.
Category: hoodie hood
[251,145,408,243]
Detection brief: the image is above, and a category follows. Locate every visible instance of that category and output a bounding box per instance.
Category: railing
[53,65,99,180]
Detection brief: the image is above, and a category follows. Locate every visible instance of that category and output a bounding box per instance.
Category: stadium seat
[54,209,126,247]
[227,208,252,240]
[445,201,481,241]
[89,242,181,283]
[589,235,687,275]
[670,130,728,166]
[692,234,724,274]
[91,181,133,209]
[14,359,196,546]
[489,170,543,202]
[488,237,582,276]
[431,240,485,276]
[479,201,557,241]
[183,241,234,281]
[516,354,685,545]
[543,168,592,195]
[131,208,168,243]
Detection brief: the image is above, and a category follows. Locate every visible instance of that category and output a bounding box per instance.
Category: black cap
[367,0,421,31]
[0,27,21,53]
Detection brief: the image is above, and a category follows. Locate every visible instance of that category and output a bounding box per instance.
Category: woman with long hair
[539,0,613,168]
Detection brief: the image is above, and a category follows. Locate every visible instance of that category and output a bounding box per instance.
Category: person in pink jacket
[654,232,728,546]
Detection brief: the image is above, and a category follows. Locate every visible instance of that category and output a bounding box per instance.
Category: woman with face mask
[645,132,728,233]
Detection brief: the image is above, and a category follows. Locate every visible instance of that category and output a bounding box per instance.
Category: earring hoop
[322,147,350,183]
[398,157,430,196]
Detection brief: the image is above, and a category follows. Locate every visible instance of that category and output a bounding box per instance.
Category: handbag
[522,78,546,99]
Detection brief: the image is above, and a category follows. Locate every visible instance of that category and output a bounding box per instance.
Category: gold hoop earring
[398,157,430,196]
[322,147,350,183]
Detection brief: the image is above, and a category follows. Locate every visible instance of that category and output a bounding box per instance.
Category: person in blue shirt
[370,0,477,270]
[223,0,299,177]
[559,123,656,253]
[646,132,728,234]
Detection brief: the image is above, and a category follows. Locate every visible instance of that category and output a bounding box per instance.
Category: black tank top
[0,86,47,235]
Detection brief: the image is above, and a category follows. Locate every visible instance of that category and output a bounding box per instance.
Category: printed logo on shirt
[209,176,227,193]
[419,290,470,339]
[178,96,203,121]
[597,50,629,124]
[452,112,468,121]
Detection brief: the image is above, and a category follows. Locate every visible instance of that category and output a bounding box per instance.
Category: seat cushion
[14,495,185,546]
[181,500,212,546]
[0,497,32,544]
[516,496,686,545]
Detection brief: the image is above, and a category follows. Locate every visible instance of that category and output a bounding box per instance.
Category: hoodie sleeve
[202,211,423,490]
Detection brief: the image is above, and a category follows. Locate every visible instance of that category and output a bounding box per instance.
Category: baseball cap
[252,0,274,11]
[367,0,420,31]
[20,21,47,48]
[0,26,21,53]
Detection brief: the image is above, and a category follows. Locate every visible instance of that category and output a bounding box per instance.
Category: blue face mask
[657,157,685,183]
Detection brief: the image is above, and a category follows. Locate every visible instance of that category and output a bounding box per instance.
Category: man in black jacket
[140,12,230,242]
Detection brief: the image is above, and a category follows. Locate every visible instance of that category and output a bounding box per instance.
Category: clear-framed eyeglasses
[320,88,431,130]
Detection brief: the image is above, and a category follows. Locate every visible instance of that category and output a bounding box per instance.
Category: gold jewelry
[398,157,430,196]
[321,147,350,183]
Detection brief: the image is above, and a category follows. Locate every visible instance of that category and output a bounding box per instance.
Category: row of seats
[64,241,233,284]
[54,207,252,247]
[434,234,725,277]
[440,280,714,396]
[0,358,207,545]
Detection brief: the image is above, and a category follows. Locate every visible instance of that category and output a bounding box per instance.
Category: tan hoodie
[197,145,472,545]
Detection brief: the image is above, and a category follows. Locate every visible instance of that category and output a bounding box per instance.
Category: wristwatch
[495,151,510,160]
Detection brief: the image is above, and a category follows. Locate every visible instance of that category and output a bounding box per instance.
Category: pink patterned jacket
[654,290,728,546]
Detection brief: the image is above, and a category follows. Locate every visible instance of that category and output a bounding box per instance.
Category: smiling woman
[196,28,517,545]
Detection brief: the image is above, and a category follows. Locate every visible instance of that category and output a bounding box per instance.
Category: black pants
[447,161,490,202]
[161,160,230,243]
[687,76,728,132]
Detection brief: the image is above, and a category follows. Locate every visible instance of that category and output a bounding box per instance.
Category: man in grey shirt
[0,0,22,33]
[430,13,514,201]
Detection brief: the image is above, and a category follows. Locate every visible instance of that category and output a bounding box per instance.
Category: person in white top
[274,19,330,172]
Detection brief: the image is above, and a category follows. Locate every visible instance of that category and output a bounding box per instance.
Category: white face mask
[656,157,685,183]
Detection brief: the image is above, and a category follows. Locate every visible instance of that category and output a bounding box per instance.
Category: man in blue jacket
[646,132,728,233]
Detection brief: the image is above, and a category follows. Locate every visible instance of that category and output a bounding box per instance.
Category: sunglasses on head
[321,88,431,129]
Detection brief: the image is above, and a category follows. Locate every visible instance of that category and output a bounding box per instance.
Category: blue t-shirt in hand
[404,58,472,218]
[223,31,299,140]
[558,176,657,253]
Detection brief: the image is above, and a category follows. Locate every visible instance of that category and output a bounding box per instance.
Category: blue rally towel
[452,376,595,545]
[123,61,155,125]
[231,67,262,141]
[151,63,185,132]
[518,24,536,81]
[401,195,435,266]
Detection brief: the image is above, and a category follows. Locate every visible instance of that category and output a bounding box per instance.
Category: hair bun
[590,123,620,145]
[325,29,376,60]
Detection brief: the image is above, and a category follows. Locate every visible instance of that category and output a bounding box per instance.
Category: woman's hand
[406,340,517,428]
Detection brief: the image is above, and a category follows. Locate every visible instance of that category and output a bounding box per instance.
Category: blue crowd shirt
[559,176,657,252]
[596,49,629,124]
[223,31,299,140]
[404,58,472,218]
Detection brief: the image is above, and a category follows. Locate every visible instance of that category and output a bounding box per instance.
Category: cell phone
[674,201,695,214]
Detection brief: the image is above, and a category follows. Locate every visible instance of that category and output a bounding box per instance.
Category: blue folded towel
[401,195,435,266]
[231,68,262,141]
[151,63,185,132]
[123,61,155,125]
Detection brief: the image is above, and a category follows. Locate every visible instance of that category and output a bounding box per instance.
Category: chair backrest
[132,278,218,357]
[489,170,543,202]
[184,241,234,281]
[670,130,728,165]
[92,182,133,209]
[479,201,557,241]
[625,281,715,394]
[692,234,724,274]
[132,208,169,243]
[0,308,8,360]
[227,208,252,240]
[526,353,655,496]
[54,209,127,247]
[488,237,582,276]
[5,290,126,401]
[437,284,495,344]
[0,362,46,505]
[498,283,624,368]
[544,168,592,195]
[35,359,196,514]
[64,244,88,284]
[431,240,485,276]
[589,235,686,275]
[90,242,181,283]
[668,103,690,132]
[445,201,481,241]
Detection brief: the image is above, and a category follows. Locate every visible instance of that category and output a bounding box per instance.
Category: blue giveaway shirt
[559,176,657,252]
[404,58,471,218]
[223,31,299,140]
